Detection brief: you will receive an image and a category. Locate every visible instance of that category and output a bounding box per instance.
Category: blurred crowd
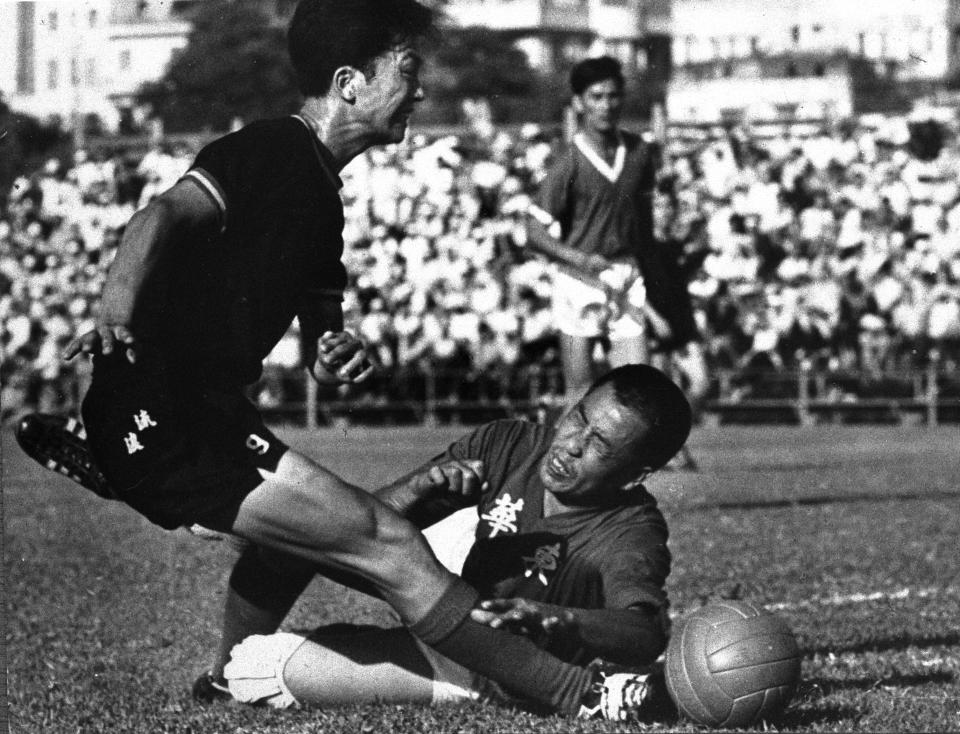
[3,113,960,421]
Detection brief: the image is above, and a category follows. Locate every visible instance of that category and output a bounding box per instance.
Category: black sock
[409,577,596,715]
[214,545,314,677]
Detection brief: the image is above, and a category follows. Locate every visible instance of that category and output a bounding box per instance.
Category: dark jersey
[134,116,347,387]
[536,130,656,262]
[426,419,670,616]
[537,132,696,334]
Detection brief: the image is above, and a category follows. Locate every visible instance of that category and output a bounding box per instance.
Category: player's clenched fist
[376,459,487,517]
[416,459,488,498]
[311,330,374,384]
[63,323,137,364]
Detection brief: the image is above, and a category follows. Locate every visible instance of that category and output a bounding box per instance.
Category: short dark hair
[569,56,624,96]
[586,364,692,473]
[288,0,436,97]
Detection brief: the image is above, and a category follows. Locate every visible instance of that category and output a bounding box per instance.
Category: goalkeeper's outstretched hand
[471,598,578,647]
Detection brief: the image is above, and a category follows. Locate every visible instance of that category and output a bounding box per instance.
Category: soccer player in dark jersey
[220,364,688,717]
[526,57,687,409]
[20,0,664,721]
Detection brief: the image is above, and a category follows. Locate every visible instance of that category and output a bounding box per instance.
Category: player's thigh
[230,450,448,603]
[231,450,400,556]
[284,627,438,705]
[559,333,594,386]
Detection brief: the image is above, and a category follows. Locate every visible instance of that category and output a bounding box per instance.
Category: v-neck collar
[574,131,625,183]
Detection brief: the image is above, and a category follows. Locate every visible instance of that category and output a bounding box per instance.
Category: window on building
[89,9,98,27]
[813,62,825,77]
[47,59,59,89]
[791,25,800,45]
[750,36,759,54]
[71,57,80,86]
[635,46,648,72]
[48,10,58,31]
[120,50,132,71]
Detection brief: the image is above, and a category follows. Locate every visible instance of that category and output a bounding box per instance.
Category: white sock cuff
[223,632,306,709]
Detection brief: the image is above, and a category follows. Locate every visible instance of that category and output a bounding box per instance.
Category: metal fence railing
[250,362,958,428]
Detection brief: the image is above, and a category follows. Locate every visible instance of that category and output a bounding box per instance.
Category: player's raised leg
[215,448,602,716]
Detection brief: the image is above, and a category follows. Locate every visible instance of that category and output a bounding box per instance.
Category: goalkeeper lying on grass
[18,364,689,720]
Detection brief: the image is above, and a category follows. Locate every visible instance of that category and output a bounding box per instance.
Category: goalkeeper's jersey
[424,419,671,615]
[133,116,347,388]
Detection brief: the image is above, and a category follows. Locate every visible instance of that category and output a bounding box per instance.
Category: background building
[669,0,960,123]
[0,1,198,131]
[445,0,670,74]
[1,0,669,132]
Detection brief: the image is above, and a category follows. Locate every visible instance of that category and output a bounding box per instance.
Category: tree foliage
[137,0,300,132]
[426,26,537,102]
[0,96,70,206]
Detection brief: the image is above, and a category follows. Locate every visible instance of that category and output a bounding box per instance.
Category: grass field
[4,423,960,733]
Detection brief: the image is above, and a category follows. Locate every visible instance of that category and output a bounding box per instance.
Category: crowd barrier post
[423,365,438,428]
[926,356,939,427]
[306,371,318,431]
[797,362,813,426]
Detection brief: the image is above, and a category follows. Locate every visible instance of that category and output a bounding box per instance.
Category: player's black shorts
[81,350,288,531]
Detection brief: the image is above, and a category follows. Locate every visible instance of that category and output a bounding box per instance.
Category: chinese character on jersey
[523,542,562,586]
[480,493,524,537]
[124,432,145,455]
[133,410,157,431]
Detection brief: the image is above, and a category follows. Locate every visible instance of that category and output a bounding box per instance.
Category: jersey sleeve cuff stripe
[184,169,227,230]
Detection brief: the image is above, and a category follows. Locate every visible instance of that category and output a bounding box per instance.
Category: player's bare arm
[62,178,220,363]
[525,214,608,274]
[471,599,666,665]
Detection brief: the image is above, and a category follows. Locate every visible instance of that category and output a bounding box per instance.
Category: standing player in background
[221,365,688,717]
[526,57,665,408]
[648,175,709,469]
[526,56,702,466]
[17,0,661,721]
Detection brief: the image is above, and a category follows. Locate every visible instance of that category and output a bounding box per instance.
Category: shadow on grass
[803,631,960,656]
[802,670,955,696]
[686,490,960,512]
[774,700,860,729]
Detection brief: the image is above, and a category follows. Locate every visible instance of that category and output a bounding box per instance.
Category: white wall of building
[107,24,191,100]
[0,0,190,130]
[0,4,18,104]
[672,0,951,79]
